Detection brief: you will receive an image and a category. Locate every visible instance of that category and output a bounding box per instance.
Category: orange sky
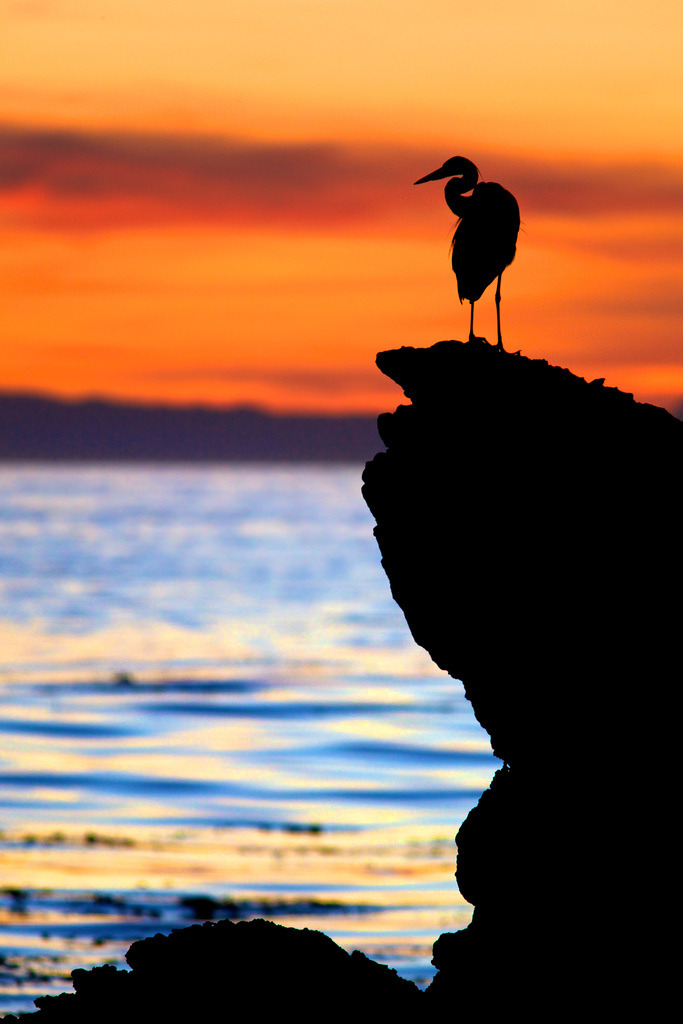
[1,0,681,413]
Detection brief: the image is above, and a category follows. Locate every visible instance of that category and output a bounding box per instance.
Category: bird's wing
[451,184,520,302]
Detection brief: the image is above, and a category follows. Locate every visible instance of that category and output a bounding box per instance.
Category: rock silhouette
[8,918,421,1022]
[362,338,681,1020]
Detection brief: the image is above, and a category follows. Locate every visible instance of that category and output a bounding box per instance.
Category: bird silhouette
[415,156,520,352]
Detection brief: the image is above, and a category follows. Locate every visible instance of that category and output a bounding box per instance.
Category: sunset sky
[1,0,681,413]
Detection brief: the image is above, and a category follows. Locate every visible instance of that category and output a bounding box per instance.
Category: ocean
[0,464,498,1016]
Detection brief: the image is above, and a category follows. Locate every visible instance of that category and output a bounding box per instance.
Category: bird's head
[414,156,479,193]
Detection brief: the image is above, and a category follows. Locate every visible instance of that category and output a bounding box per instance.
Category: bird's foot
[494,341,521,356]
[468,334,490,346]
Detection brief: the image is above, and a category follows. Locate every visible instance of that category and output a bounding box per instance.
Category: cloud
[583,285,683,321]
[0,126,414,231]
[142,365,393,395]
[557,234,683,263]
[1,124,683,233]
[496,155,683,219]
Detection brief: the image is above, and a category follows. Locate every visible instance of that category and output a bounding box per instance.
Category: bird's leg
[468,301,488,345]
[494,274,504,351]
[494,274,520,355]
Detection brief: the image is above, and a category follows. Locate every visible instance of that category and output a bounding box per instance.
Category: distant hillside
[0,394,382,462]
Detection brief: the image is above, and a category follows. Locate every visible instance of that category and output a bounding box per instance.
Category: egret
[415,156,520,352]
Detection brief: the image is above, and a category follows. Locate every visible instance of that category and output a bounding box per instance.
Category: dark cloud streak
[1,124,682,232]
[142,365,393,395]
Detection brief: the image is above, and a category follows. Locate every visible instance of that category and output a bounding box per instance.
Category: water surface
[0,465,497,1015]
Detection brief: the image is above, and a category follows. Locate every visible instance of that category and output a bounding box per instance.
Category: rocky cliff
[362,338,681,1019]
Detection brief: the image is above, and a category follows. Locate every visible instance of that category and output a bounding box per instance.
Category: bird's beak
[414,167,448,185]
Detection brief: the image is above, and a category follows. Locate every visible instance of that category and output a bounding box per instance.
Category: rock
[362,339,681,1020]
[17,918,421,1022]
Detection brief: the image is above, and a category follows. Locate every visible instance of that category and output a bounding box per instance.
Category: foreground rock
[13,918,421,1022]
[362,339,681,1020]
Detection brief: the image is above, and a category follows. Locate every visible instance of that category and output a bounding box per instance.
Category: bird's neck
[444,177,476,218]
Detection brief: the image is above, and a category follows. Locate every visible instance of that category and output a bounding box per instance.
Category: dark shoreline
[0,395,380,462]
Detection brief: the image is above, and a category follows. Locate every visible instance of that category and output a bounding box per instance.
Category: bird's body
[415,156,520,351]
[448,181,520,303]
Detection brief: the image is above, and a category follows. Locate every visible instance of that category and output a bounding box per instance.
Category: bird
[414,156,520,352]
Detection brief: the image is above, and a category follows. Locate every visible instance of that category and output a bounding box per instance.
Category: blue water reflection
[0,465,497,1009]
